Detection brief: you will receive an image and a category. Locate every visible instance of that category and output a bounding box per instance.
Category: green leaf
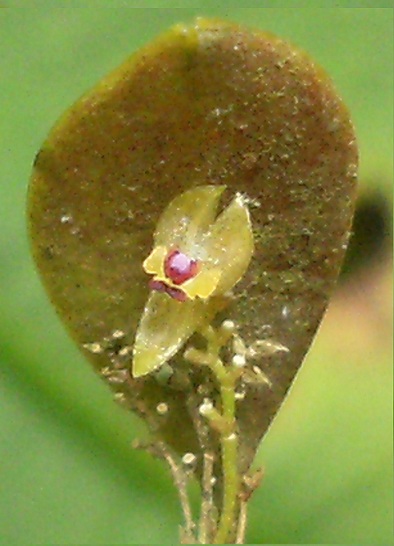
[28,17,358,472]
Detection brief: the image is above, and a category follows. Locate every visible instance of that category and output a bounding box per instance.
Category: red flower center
[164,250,199,285]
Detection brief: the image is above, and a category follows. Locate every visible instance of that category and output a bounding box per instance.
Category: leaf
[28,18,358,473]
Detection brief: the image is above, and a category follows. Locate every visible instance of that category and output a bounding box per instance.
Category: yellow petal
[142,245,167,277]
[154,185,226,249]
[182,267,222,300]
[205,194,254,294]
[132,291,207,377]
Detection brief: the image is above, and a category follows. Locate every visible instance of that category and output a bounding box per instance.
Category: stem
[235,499,248,545]
[155,442,195,541]
[185,324,246,543]
[199,452,215,544]
[201,326,240,544]
[212,366,239,544]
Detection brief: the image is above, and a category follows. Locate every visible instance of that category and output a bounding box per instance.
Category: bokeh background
[0,6,392,545]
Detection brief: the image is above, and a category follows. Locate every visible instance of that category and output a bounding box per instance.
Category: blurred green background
[1,7,392,545]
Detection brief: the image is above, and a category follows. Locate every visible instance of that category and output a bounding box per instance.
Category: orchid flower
[132,185,254,378]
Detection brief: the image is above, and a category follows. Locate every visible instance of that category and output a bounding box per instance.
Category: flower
[132,185,254,378]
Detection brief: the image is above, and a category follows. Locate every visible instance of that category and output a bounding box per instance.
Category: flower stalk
[195,325,242,544]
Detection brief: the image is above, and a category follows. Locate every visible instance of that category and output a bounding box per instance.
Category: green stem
[195,326,241,544]
[213,369,239,544]
[201,325,240,544]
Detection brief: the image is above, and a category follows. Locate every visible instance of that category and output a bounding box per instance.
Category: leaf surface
[28,18,358,471]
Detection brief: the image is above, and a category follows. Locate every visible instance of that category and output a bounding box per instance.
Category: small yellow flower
[132,185,254,378]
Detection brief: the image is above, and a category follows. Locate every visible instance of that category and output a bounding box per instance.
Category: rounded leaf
[28,18,358,472]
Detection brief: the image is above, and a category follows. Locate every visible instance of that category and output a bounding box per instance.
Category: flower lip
[164,249,199,285]
[149,278,188,302]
